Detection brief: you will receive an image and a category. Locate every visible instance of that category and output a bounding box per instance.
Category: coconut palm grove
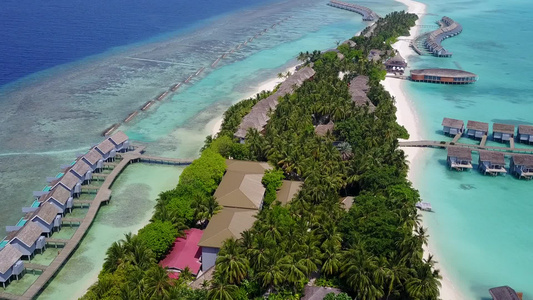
[82,11,441,300]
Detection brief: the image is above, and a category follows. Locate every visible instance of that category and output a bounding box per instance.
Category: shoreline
[383,0,466,299]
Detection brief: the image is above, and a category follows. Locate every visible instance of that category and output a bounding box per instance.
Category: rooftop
[315,121,334,137]
[442,117,464,129]
[410,68,477,78]
[489,286,521,300]
[493,123,515,134]
[0,244,22,274]
[276,181,303,206]
[197,208,257,249]
[159,228,203,275]
[70,159,91,177]
[301,286,342,300]
[108,130,129,145]
[214,173,265,210]
[57,172,80,190]
[349,76,375,111]
[96,139,115,154]
[447,147,472,161]
[83,148,103,165]
[341,196,354,211]
[512,154,533,167]
[518,124,533,135]
[467,120,489,132]
[32,202,59,225]
[226,159,272,174]
[43,184,71,205]
[479,151,505,165]
[12,222,43,248]
[384,53,407,67]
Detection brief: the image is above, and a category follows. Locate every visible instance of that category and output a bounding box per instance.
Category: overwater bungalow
[9,222,46,260]
[95,139,117,162]
[0,244,24,288]
[41,185,73,214]
[478,151,507,176]
[69,160,93,184]
[489,286,522,300]
[424,16,462,57]
[466,120,489,139]
[447,147,473,171]
[510,154,533,179]
[314,121,334,137]
[276,180,303,206]
[30,202,62,236]
[349,75,375,112]
[108,131,130,152]
[82,148,104,172]
[518,124,533,144]
[197,208,256,272]
[492,123,515,142]
[442,118,464,136]
[159,228,203,277]
[53,172,82,198]
[384,52,407,74]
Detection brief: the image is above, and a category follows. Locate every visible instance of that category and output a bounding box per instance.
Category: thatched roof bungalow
[447,147,472,171]
[349,75,375,112]
[489,286,521,300]
[493,123,515,142]
[9,222,46,259]
[478,151,506,176]
[518,125,533,144]
[466,120,489,139]
[315,121,334,137]
[510,154,533,179]
[442,118,464,136]
[0,244,24,287]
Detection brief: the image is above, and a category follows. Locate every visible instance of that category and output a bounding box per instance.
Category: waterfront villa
[349,75,375,112]
[276,181,303,206]
[447,147,472,171]
[41,184,73,214]
[384,53,407,74]
[95,139,117,162]
[159,228,203,277]
[69,160,93,184]
[314,121,334,137]
[478,151,507,176]
[30,202,62,236]
[108,131,130,152]
[518,125,533,144]
[410,69,478,84]
[82,148,104,172]
[510,154,533,179]
[492,123,515,142]
[466,120,489,139]
[424,16,462,57]
[0,244,24,288]
[52,172,82,198]
[197,208,257,272]
[442,118,464,136]
[9,222,46,260]
[489,286,522,300]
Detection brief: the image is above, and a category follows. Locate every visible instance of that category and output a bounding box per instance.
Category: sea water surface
[0,0,407,297]
[405,0,533,298]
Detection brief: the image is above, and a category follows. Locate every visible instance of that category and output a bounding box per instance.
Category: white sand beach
[384,0,466,299]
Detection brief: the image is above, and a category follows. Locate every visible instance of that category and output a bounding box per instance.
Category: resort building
[197,208,257,272]
[214,172,265,210]
[489,286,522,300]
[492,123,515,142]
[478,151,507,176]
[52,172,82,198]
[410,69,478,84]
[82,148,104,172]
[442,118,464,136]
[235,67,315,142]
[30,202,62,236]
[314,121,334,137]
[447,147,472,171]
[349,75,375,112]
[40,184,73,214]
[95,139,117,162]
[276,181,303,206]
[108,131,130,152]
[510,154,533,179]
[159,228,203,277]
[384,53,407,74]
[466,120,489,139]
[518,125,533,144]
[0,244,24,288]
[69,160,93,184]
[9,222,46,260]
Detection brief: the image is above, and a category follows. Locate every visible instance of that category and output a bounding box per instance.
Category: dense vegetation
[82,10,440,300]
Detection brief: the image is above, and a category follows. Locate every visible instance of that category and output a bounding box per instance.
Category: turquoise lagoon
[405,0,533,298]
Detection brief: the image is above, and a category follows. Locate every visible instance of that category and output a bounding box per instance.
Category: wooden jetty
[170,82,182,92]
[156,91,169,101]
[123,111,138,123]
[399,140,533,154]
[101,123,120,137]
[194,67,205,77]
[141,100,155,111]
[184,74,194,83]
[211,57,221,68]
[326,0,379,21]
[423,16,462,57]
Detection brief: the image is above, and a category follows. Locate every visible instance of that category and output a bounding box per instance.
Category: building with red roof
[159,228,203,276]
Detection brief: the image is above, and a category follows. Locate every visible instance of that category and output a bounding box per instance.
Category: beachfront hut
[478,151,507,176]
[314,121,334,137]
[447,147,472,171]
[9,222,46,260]
[43,185,74,214]
[349,75,375,112]
[510,154,533,179]
[518,125,533,144]
[108,131,130,152]
[367,49,383,62]
[82,148,104,172]
[197,208,257,272]
[30,202,61,236]
[69,160,93,184]
[276,181,303,206]
[493,123,515,142]
[53,172,82,198]
[466,120,489,139]
[442,118,464,136]
[0,244,24,288]
[301,286,342,300]
[159,228,203,276]
[95,139,117,162]
[384,53,407,74]
[489,286,521,300]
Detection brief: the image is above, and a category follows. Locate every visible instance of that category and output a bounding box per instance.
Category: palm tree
[279,255,307,289]
[103,241,126,273]
[143,265,172,299]
[208,277,239,300]
[341,248,384,300]
[194,196,222,228]
[336,142,354,161]
[215,239,248,285]
[256,256,284,291]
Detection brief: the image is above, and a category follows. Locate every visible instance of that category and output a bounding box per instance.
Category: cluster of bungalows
[197,160,302,273]
[383,53,407,74]
[0,131,130,287]
[442,118,532,145]
[411,68,478,84]
[234,67,315,143]
[326,0,379,21]
[349,75,375,112]
[424,16,462,57]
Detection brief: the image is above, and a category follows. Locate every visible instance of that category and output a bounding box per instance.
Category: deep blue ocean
[0,0,276,87]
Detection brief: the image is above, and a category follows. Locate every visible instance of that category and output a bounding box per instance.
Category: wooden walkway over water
[399,140,533,154]
[0,146,194,300]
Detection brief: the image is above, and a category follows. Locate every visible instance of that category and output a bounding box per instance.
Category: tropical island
[81,10,442,300]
